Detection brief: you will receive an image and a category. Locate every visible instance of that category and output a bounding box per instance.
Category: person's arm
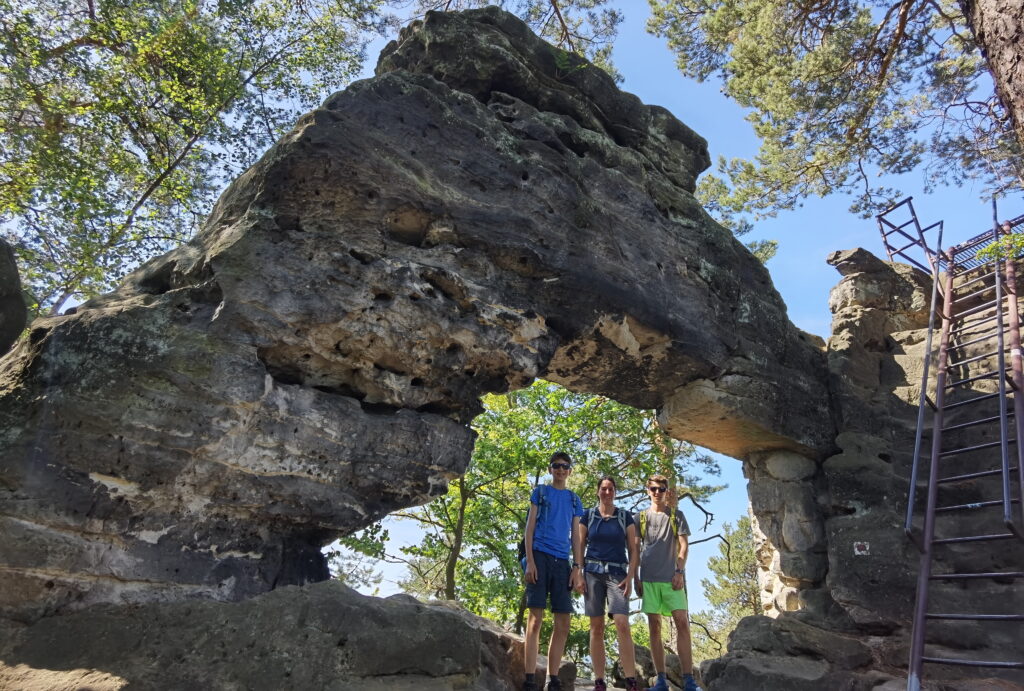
[671,511,689,591]
[524,502,539,584]
[571,514,585,592]
[620,521,638,599]
[633,511,644,597]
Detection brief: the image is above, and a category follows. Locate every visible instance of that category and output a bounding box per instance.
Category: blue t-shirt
[530,485,584,559]
[583,507,633,570]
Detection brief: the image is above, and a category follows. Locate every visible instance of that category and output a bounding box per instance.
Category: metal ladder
[879,199,1024,689]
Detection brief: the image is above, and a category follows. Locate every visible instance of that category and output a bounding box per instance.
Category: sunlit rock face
[0,7,831,624]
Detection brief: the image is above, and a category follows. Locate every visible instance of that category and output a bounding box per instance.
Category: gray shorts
[583,570,630,617]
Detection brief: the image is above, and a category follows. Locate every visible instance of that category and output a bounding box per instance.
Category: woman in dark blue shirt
[579,476,640,691]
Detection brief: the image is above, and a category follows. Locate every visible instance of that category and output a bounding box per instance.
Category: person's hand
[634,577,643,598]
[618,576,632,600]
[572,569,586,594]
[525,561,538,584]
[671,572,684,591]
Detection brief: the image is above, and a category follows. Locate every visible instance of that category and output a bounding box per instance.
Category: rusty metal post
[907,249,957,691]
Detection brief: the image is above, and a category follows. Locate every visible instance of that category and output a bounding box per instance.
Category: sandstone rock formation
[1,6,1017,691]
[0,580,575,691]
[704,248,1024,688]
[0,238,26,354]
[0,6,830,624]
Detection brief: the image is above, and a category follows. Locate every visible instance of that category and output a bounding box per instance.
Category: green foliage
[0,0,384,314]
[975,231,1024,263]
[649,0,1024,219]
[397,380,722,632]
[326,522,390,591]
[689,515,760,664]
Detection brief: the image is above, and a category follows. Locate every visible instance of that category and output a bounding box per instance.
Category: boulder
[0,580,569,690]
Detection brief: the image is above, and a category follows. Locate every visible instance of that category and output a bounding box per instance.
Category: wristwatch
[674,568,685,575]
[572,563,581,569]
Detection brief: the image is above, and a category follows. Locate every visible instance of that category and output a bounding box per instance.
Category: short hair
[647,474,669,487]
[549,451,572,466]
[597,476,617,492]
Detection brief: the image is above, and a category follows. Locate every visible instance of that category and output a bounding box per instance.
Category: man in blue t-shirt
[521,452,584,691]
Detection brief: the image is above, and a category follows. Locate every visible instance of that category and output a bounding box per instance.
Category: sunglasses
[647,486,668,494]
[550,463,572,471]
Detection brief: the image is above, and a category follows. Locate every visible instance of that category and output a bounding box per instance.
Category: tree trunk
[444,477,469,601]
[962,0,1024,149]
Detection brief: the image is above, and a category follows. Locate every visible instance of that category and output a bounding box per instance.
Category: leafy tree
[0,0,384,314]
[395,379,722,645]
[689,515,760,664]
[648,0,1024,222]
[326,521,390,592]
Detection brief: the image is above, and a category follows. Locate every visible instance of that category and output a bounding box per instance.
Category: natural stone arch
[0,8,831,630]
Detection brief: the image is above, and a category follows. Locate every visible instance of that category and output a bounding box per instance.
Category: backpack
[638,508,677,543]
[584,506,629,537]
[516,484,550,563]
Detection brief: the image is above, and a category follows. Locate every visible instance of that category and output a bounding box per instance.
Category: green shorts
[640,581,688,615]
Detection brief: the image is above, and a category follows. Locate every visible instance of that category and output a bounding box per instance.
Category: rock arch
[0,9,834,625]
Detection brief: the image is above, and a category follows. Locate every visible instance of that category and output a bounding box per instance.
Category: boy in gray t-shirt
[633,475,700,691]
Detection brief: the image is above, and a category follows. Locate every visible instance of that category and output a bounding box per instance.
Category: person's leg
[611,613,636,678]
[525,607,545,677]
[672,607,695,675]
[524,550,553,684]
[548,611,571,675]
[589,615,606,682]
[647,612,665,674]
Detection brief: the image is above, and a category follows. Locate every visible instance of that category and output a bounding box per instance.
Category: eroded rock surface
[0,7,831,622]
[0,238,26,354]
[705,248,1024,688]
[0,580,572,691]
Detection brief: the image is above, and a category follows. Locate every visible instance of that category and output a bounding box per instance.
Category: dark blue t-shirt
[531,485,584,559]
[583,507,633,568]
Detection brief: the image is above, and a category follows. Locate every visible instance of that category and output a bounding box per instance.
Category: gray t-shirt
[637,508,691,583]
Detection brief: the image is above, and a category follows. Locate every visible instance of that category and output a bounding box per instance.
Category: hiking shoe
[649,678,670,691]
[592,680,607,691]
[522,681,539,691]
[546,678,563,691]
[683,675,702,691]
[625,680,640,691]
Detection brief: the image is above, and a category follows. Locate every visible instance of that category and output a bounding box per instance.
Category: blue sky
[349,3,1024,616]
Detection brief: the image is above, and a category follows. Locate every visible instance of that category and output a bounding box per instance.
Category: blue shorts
[524,549,574,613]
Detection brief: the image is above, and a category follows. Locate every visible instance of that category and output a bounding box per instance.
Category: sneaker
[592,680,607,691]
[650,678,670,691]
[625,680,640,691]
[522,681,539,691]
[546,678,562,691]
[683,675,702,691]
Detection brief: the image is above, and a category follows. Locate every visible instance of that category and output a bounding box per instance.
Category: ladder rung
[957,297,1001,318]
[954,269,998,291]
[933,533,1016,545]
[938,440,1016,459]
[922,656,1024,669]
[930,570,1024,580]
[943,392,1000,409]
[936,497,1021,512]
[945,369,999,388]
[950,349,1003,367]
[942,411,1013,432]
[952,284,997,304]
[950,313,1003,335]
[949,331,1009,350]
[926,613,1024,620]
[938,464,1019,482]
